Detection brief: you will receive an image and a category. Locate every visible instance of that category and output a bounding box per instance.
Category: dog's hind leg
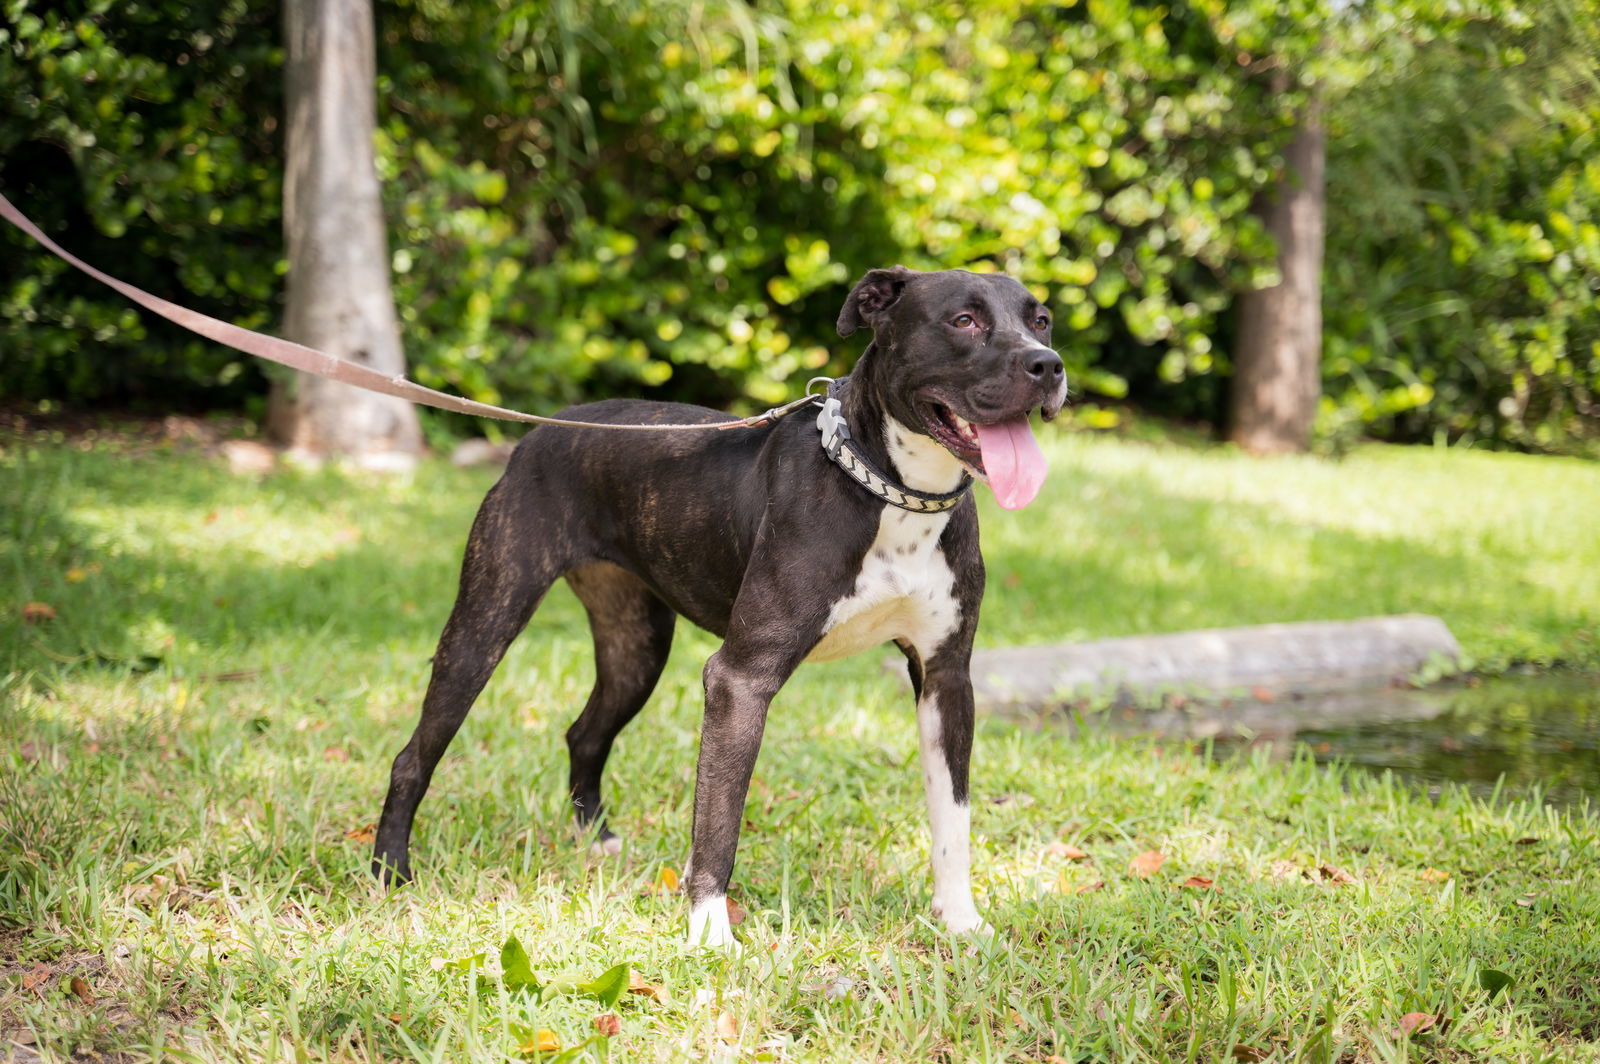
[563,563,676,855]
[373,486,558,886]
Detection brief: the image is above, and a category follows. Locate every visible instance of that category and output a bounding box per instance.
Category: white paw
[686,896,738,951]
[588,835,624,857]
[934,900,991,937]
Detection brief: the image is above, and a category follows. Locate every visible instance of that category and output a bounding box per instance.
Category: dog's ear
[837,265,919,337]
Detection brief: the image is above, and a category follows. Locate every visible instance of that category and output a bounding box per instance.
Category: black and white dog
[373,265,1066,946]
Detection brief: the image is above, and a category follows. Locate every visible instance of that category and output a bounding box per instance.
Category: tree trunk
[268,0,420,459]
[1228,96,1325,455]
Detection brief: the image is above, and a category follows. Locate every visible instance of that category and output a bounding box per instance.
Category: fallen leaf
[628,971,666,1003]
[593,1012,622,1037]
[22,602,56,624]
[1420,868,1450,883]
[573,962,630,1008]
[1042,841,1089,861]
[1181,875,1217,890]
[1514,892,1540,907]
[387,1013,403,1024]
[1396,1012,1441,1037]
[21,964,50,992]
[68,976,92,1004]
[714,1010,739,1043]
[345,823,377,844]
[323,746,349,763]
[1129,850,1166,879]
[725,896,747,926]
[1077,880,1106,894]
[1514,836,1541,846]
[1231,1045,1270,1063]
[1268,859,1299,879]
[1478,968,1513,998]
[518,1028,560,1054]
[645,865,680,895]
[1318,864,1356,884]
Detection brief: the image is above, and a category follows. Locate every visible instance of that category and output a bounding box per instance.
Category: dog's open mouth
[920,401,1049,510]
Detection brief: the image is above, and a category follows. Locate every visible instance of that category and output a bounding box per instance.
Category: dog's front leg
[684,645,793,948]
[916,654,988,936]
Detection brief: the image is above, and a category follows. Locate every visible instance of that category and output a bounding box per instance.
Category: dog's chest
[806,508,960,662]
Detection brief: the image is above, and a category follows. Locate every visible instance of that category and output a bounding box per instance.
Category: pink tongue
[972,416,1048,510]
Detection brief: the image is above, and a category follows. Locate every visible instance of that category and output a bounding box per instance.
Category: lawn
[2,419,1598,1063]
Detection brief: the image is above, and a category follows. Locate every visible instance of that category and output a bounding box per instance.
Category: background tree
[267,0,419,458]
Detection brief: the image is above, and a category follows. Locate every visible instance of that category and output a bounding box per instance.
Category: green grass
[2,423,1598,1063]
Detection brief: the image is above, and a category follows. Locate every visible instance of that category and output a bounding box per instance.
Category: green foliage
[0,0,282,409]
[1322,0,1600,456]
[2,0,1595,455]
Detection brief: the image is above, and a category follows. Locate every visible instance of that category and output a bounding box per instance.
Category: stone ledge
[970,614,1462,711]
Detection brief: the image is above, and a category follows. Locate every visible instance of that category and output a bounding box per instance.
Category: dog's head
[838,266,1068,508]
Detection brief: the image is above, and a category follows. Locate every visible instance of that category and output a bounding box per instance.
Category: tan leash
[0,190,824,432]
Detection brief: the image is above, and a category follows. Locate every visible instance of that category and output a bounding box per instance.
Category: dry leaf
[1514,837,1541,846]
[21,602,56,624]
[1420,868,1451,883]
[627,971,666,1003]
[1515,892,1540,907]
[1318,864,1356,885]
[1396,1012,1440,1037]
[1077,879,1106,894]
[1042,841,1089,861]
[323,746,349,763]
[345,823,377,844]
[714,1010,739,1043]
[520,1028,560,1054]
[593,1013,622,1037]
[725,896,747,926]
[21,964,50,992]
[1181,875,1217,890]
[1231,1045,1270,1062]
[68,976,92,1004]
[1268,859,1300,879]
[1129,850,1166,879]
[645,865,681,895]
[387,1013,403,1024]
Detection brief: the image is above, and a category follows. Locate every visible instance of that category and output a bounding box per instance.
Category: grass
[2,419,1599,1063]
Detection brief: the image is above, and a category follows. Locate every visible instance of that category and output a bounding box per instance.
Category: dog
[372,265,1067,947]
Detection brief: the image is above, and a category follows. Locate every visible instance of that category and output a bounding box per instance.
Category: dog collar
[814,380,972,514]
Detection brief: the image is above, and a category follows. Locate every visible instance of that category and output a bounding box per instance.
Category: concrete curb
[969,614,1462,711]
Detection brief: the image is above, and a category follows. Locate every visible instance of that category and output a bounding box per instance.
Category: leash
[0,190,819,433]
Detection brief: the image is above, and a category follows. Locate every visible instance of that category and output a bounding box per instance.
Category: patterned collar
[813,379,972,514]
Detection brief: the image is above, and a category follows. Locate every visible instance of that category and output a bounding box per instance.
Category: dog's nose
[1024,348,1065,383]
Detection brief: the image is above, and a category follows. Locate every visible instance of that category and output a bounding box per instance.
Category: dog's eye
[1033,314,1051,329]
[951,314,977,329]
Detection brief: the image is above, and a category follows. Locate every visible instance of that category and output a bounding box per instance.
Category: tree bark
[1228,96,1326,455]
[268,0,420,458]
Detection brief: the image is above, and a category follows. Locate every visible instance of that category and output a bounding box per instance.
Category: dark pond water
[1067,672,1599,808]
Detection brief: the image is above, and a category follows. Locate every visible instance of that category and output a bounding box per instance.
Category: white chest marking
[807,505,961,664]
